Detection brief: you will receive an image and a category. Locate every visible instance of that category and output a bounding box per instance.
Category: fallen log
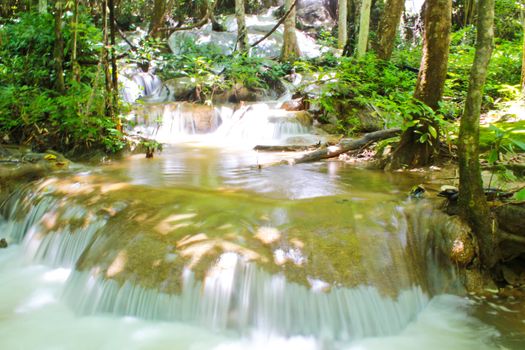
[288,128,401,165]
[253,144,319,152]
[257,128,401,168]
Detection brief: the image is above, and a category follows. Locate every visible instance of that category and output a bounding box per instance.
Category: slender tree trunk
[53,0,65,94]
[374,0,404,60]
[101,0,114,120]
[338,0,347,49]
[389,0,452,169]
[71,0,80,82]
[458,0,497,268]
[281,0,301,61]
[521,2,525,97]
[109,0,119,121]
[235,0,248,52]
[39,0,47,13]
[149,0,175,38]
[356,0,372,57]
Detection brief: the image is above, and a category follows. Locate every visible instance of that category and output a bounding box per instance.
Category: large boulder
[168,13,325,59]
[297,0,336,33]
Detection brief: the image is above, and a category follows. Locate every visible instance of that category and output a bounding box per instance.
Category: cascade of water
[120,71,163,104]
[213,103,311,145]
[128,103,199,141]
[63,254,428,341]
[0,179,483,347]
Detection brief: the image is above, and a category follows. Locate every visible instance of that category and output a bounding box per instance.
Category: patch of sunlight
[100,183,129,193]
[155,213,197,235]
[273,248,305,266]
[254,226,281,244]
[177,233,208,248]
[180,241,215,268]
[306,277,330,293]
[42,212,58,230]
[290,238,304,249]
[107,251,128,278]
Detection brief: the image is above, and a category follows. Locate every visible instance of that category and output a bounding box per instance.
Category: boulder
[0,238,7,248]
[297,0,336,33]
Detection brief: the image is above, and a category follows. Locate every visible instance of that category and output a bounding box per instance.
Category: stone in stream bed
[0,238,7,248]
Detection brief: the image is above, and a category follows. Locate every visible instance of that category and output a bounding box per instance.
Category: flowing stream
[0,103,521,349]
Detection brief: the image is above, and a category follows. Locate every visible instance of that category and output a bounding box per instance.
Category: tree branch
[250,0,298,48]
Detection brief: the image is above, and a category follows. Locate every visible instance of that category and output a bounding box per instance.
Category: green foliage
[151,39,287,102]
[295,53,420,134]
[446,27,522,108]
[0,10,124,154]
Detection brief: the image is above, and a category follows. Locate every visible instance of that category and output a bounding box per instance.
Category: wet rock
[0,238,7,248]
[282,98,305,111]
[297,0,336,33]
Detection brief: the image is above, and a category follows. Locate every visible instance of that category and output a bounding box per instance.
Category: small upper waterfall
[125,101,314,146]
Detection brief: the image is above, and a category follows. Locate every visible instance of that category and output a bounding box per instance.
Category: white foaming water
[0,244,498,350]
[213,104,311,146]
[62,256,428,340]
[126,102,313,147]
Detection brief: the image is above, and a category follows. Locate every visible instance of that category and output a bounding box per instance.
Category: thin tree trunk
[458,0,497,268]
[38,0,47,13]
[388,0,452,169]
[235,0,248,52]
[521,2,525,97]
[109,0,119,124]
[281,0,301,61]
[53,0,65,94]
[338,0,347,49]
[71,0,80,82]
[101,0,114,120]
[356,0,372,57]
[374,0,404,60]
[149,0,175,38]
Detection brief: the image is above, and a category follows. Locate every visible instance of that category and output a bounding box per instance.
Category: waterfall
[63,260,428,340]
[213,103,312,146]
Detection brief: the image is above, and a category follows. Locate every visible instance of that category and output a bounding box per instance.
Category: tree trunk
[101,0,114,120]
[374,0,404,60]
[53,0,65,94]
[281,0,301,61]
[338,0,347,49]
[389,0,452,169]
[71,0,80,82]
[235,0,248,52]
[521,2,525,97]
[149,0,174,38]
[38,0,47,13]
[458,0,497,269]
[356,0,372,57]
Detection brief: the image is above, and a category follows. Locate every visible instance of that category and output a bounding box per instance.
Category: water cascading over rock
[0,173,464,342]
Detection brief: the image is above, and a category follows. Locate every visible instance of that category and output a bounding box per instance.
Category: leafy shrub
[0,10,124,154]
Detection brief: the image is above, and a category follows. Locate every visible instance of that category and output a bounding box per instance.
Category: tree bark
[101,0,114,120]
[235,0,248,52]
[53,0,65,94]
[338,0,347,49]
[149,0,175,38]
[521,2,525,97]
[280,0,301,61]
[389,0,452,169]
[374,0,404,60]
[39,0,47,13]
[71,0,80,82]
[356,0,372,57]
[458,0,497,268]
